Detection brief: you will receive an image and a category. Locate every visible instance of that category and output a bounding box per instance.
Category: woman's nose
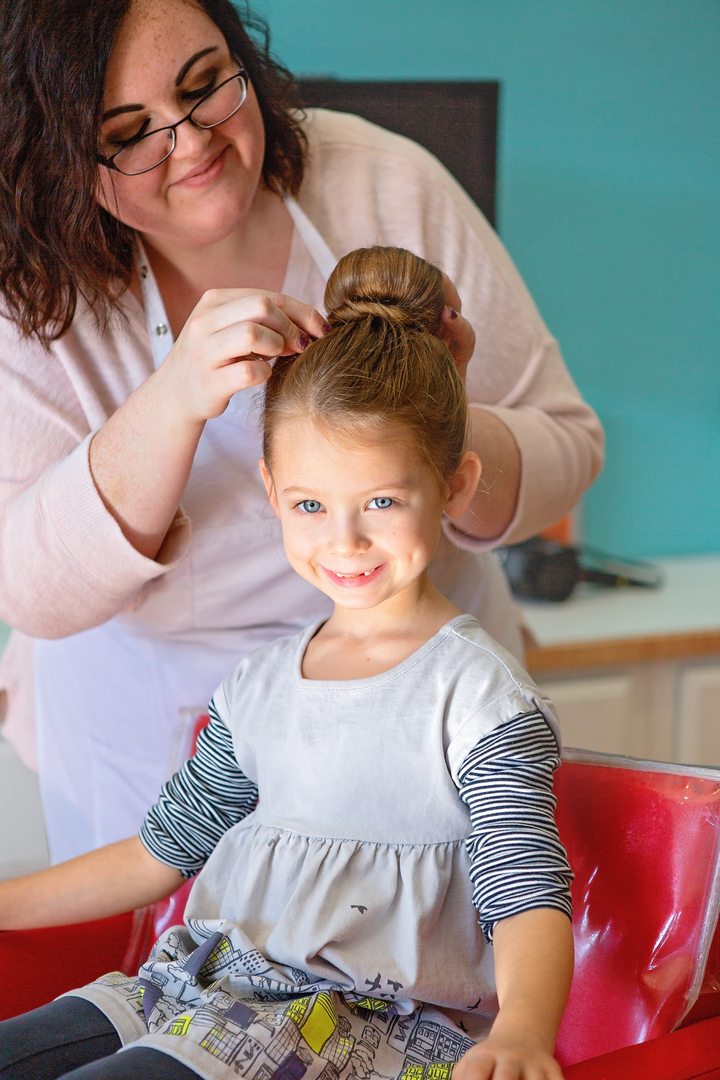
[173,117,213,159]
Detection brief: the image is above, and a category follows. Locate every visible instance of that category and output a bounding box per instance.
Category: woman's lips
[176,146,228,188]
[321,564,386,589]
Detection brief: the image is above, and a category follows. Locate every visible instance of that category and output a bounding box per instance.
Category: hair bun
[328,298,426,331]
[324,246,445,334]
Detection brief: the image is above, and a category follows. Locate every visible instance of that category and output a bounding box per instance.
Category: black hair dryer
[496,537,663,603]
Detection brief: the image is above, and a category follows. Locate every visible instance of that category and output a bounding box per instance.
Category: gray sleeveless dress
[70,615,560,1080]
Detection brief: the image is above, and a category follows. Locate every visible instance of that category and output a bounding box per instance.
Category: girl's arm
[0,836,183,930]
[0,711,256,930]
[455,907,573,1080]
[455,709,575,1077]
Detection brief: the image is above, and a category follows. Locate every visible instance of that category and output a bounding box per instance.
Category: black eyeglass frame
[97,66,248,176]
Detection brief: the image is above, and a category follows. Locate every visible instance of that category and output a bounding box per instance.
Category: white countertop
[518,554,720,647]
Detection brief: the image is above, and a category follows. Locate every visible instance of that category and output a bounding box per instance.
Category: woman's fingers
[160,288,328,422]
[203,321,289,367]
[272,292,330,342]
[437,273,475,378]
[216,358,273,398]
[193,289,325,356]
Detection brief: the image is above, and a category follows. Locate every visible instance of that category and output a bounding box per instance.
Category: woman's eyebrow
[101,47,221,122]
[103,103,144,122]
[175,45,219,86]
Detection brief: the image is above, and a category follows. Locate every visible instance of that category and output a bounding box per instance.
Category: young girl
[0,248,574,1080]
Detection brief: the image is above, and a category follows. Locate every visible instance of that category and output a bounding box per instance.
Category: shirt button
[140,265,149,278]
[155,323,168,336]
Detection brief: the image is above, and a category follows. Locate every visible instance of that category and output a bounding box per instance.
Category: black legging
[0,997,199,1079]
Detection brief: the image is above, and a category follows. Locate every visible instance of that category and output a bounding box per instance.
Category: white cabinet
[677,664,720,767]
[538,674,635,756]
[521,555,720,768]
[536,659,720,768]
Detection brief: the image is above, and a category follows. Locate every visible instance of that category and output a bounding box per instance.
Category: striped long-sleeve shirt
[141,703,572,942]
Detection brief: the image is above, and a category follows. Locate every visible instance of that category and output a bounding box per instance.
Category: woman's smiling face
[96,0,266,248]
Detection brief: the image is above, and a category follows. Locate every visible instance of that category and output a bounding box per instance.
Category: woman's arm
[0,836,183,930]
[90,289,328,560]
[456,908,573,1080]
[0,290,327,638]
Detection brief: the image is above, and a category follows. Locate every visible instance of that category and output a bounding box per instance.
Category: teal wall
[255,0,720,558]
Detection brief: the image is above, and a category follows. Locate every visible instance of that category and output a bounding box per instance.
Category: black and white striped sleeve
[140,699,258,878]
[458,710,573,943]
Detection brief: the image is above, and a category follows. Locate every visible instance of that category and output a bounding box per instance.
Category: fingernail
[298,334,310,351]
[322,320,332,335]
[447,306,458,320]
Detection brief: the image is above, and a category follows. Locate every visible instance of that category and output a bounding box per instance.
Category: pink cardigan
[0,110,604,767]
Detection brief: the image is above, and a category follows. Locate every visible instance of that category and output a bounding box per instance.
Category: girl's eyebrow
[101,46,220,122]
[282,481,413,497]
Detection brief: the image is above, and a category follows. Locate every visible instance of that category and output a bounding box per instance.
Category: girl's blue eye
[368,497,394,510]
[298,500,323,514]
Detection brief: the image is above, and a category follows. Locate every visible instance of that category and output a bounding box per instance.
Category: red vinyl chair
[553,749,720,1067]
[3,741,720,1080]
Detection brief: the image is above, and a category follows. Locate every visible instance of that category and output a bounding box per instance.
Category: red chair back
[554,749,720,1066]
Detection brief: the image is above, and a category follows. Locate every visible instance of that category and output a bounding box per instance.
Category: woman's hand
[90,289,327,559]
[156,289,328,423]
[455,1035,563,1080]
[437,274,475,380]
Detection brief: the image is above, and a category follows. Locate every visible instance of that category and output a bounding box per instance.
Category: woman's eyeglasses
[97,67,248,176]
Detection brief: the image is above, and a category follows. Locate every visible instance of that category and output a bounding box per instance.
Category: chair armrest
[562,1015,720,1079]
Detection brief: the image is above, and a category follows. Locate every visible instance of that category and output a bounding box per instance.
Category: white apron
[34,200,521,863]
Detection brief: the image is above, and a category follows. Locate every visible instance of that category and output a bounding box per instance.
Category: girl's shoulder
[437,615,562,779]
[211,620,323,719]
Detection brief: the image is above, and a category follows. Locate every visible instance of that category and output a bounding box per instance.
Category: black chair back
[298,80,499,227]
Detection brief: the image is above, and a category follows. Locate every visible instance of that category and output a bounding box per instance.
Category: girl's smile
[321,563,387,588]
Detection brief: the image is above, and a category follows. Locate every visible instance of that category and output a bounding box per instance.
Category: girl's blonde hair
[263,247,469,484]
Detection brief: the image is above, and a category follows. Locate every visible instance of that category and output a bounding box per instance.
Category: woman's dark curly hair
[0,0,306,344]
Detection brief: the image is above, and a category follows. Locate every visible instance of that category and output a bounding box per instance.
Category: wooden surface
[526,628,720,675]
[519,555,720,674]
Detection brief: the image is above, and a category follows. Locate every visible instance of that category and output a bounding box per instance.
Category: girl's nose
[328,516,370,557]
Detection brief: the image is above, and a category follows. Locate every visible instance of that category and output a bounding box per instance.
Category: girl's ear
[259,459,280,518]
[444,451,482,519]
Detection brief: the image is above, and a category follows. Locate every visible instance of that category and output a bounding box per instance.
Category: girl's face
[96,0,266,249]
[261,419,479,613]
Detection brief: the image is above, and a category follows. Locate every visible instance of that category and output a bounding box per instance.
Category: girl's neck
[301,573,463,681]
[137,185,293,336]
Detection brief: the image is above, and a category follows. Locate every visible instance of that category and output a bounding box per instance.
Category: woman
[0,0,603,863]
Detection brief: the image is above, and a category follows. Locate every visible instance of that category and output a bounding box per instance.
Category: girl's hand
[437,274,475,380]
[157,289,328,423]
[455,1035,564,1080]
